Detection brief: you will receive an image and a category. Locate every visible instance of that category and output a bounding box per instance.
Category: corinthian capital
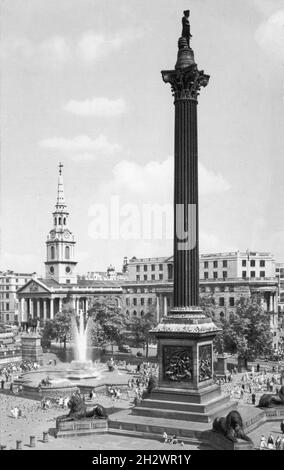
[162,65,210,102]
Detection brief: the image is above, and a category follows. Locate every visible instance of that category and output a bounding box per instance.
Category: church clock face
[50,266,54,274]
[66,267,71,274]
[50,230,56,239]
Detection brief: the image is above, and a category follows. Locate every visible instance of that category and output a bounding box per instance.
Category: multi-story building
[0,271,35,324]
[122,251,281,350]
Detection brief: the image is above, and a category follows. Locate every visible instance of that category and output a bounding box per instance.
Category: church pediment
[17,279,52,294]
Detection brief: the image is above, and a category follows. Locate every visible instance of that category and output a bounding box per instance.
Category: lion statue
[57,392,108,423]
[258,385,284,408]
[212,410,252,443]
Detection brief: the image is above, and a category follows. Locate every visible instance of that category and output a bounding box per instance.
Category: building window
[242,260,246,267]
[63,218,66,225]
[141,311,144,317]
[159,274,163,280]
[223,271,227,279]
[136,266,140,272]
[213,261,218,268]
[136,275,140,281]
[133,310,137,316]
[133,298,137,306]
[159,264,163,271]
[250,271,256,278]
[250,260,255,267]
[229,297,235,306]
[6,314,9,322]
[6,303,9,311]
[260,260,265,267]
[148,298,152,305]
[6,293,9,299]
[126,298,130,306]
[151,275,155,281]
[51,246,55,259]
[204,261,208,269]
[219,297,225,306]
[144,275,147,281]
[151,265,155,271]
[204,272,209,279]
[65,246,70,259]
[213,272,218,279]
[260,271,265,277]
[223,260,227,268]
[220,311,225,318]
[141,298,144,306]
[144,265,147,272]
[242,271,247,278]
[59,217,62,225]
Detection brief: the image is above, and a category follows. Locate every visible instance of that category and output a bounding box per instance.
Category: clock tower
[45,163,77,284]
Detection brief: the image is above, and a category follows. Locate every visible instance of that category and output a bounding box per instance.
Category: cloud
[76,29,143,64]
[255,10,284,62]
[0,35,71,66]
[64,97,126,117]
[92,156,230,203]
[39,134,121,159]
[1,29,143,67]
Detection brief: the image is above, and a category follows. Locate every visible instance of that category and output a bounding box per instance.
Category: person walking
[267,434,274,449]
[251,393,256,405]
[259,436,267,450]
[280,419,284,435]
[275,436,281,450]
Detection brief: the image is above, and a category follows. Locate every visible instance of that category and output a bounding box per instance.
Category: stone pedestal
[134,313,237,424]
[216,355,230,376]
[21,335,43,363]
[55,418,108,438]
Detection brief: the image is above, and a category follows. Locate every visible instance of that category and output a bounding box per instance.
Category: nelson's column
[132,11,237,425]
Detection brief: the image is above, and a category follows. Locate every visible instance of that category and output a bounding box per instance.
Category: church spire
[56,162,66,209]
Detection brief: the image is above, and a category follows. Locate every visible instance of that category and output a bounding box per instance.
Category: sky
[0,0,284,276]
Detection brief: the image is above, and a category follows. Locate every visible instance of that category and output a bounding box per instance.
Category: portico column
[37,300,40,319]
[20,298,25,323]
[156,295,160,322]
[43,300,47,322]
[30,299,34,318]
[50,298,54,320]
[164,296,168,317]
[71,296,76,312]
[85,297,89,313]
[59,297,62,312]
[76,298,79,314]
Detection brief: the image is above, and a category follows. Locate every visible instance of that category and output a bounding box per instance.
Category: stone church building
[17,165,122,328]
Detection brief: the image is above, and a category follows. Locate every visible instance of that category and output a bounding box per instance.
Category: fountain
[67,310,100,380]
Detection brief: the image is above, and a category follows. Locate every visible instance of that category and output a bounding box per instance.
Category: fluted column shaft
[173,98,199,308]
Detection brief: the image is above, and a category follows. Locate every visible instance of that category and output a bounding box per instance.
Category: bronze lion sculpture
[57,392,108,423]
[212,410,252,443]
[258,385,284,408]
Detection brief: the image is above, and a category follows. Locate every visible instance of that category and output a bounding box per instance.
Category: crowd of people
[216,369,282,406]
[259,420,284,450]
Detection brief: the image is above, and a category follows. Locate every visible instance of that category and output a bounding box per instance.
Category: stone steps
[138,394,231,414]
[133,400,237,423]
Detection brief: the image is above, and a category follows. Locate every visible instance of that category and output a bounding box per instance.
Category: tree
[215,297,273,366]
[88,296,129,354]
[129,309,157,358]
[41,310,72,349]
[200,295,224,353]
